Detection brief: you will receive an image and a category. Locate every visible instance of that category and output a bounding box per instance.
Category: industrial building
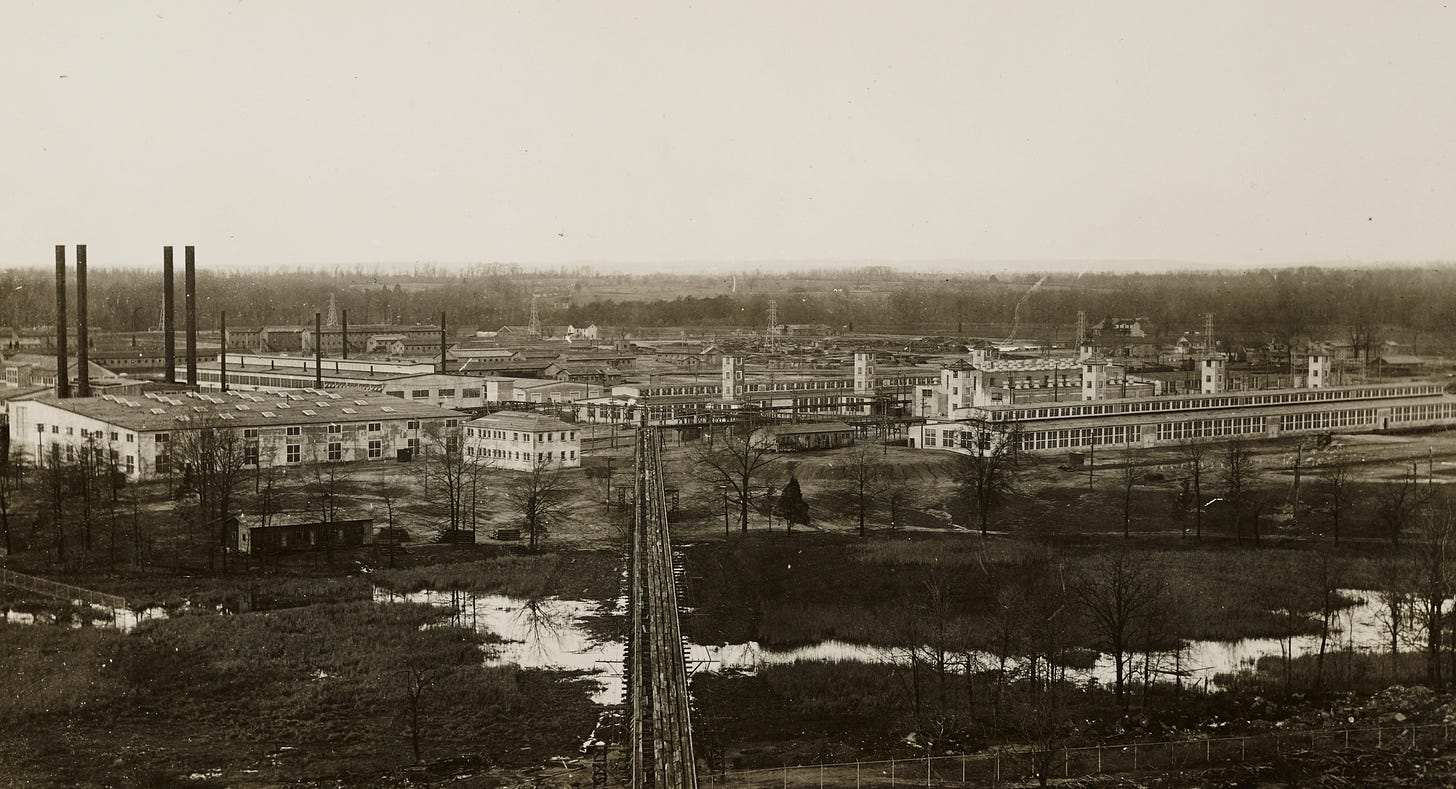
[911,352,1456,455]
[6,388,464,479]
[463,410,581,471]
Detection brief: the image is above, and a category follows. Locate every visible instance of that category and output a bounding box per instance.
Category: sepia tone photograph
[3,2,1456,786]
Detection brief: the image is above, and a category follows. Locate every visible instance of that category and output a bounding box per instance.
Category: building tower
[1307,352,1330,389]
[853,351,876,395]
[528,294,541,338]
[1075,310,1094,360]
[1201,356,1226,394]
[326,293,339,327]
[721,356,744,402]
[1082,359,1107,401]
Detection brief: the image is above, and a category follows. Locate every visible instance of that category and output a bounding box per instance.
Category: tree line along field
[7,423,1456,784]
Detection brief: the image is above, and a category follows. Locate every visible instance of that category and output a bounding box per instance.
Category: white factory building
[463,410,581,471]
[6,388,465,479]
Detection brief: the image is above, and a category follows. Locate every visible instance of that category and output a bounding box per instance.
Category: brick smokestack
[54,245,69,398]
[314,312,323,388]
[185,245,197,387]
[163,246,175,384]
[219,310,228,392]
[76,244,90,397]
[341,308,349,360]
[439,311,447,374]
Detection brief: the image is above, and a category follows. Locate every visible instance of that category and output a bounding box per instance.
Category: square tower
[1201,357,1226,394]
[1307,353,1330,388]
[721,356,744,401]
[853,352,876,395]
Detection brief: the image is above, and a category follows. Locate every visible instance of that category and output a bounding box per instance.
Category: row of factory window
[1279,409,1378,432]
[464,428,576,442]
[1390,403,1456,422]
[1017,426,1137,451]
[40,441,136,473]
[464,447,577,462]
[1156,417,1267,441]
[999,384,1442,422]
[383,388,482,400]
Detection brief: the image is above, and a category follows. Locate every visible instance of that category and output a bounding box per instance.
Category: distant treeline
[0,265,1451,344]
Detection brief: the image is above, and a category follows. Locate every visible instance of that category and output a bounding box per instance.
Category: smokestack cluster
[185,246,197,387]
[54,246,69,398]
[76,245,89,397]
[439,311,447,374]
[163,247,175,384]
[314,312,323,388]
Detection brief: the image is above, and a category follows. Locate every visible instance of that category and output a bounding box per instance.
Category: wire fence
[0,567,128,609]
[705,721,1453,788]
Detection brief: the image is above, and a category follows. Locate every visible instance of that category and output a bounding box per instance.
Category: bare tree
[507,455,572,552]
[1375,462,1425,547]
[0,429,22,556]
[689,423,779,534]
[956,419,1023,537]
[1314,453,1356,543]
[1410,492,1455,687]
[1077,550,1163,708]
[1219,439,1260,544]
[1178,438,1211,539]
[1117,450,1146,539]
[171,418,250,573]
[834,443,882,537]
[415,425,490,540]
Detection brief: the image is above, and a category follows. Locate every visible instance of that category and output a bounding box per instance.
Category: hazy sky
[2,1,1453,269]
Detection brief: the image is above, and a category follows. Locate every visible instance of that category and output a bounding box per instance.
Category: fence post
[1240,738,1245,761]
[1133,743,1138,770]
[926,756,931,787]
[891,757,896,787]
[856,761,861,789]
[820,763,824,789]
[783,766,787,789]
[961,755,966,784]
[1097,746,1102,773]
[1064,749,1069,777]
[993,751,1000,787]
[1205,738,1210,764]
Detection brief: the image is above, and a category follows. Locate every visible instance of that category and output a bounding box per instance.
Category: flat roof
[467,410,576,433]
[23,388,465,432]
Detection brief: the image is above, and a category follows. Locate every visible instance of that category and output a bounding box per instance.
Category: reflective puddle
[373,587,1402,704]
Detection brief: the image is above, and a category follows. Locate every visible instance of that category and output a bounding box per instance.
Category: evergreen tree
[774,476,811,533]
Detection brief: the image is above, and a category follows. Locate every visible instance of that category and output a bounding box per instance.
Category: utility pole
[1291,443,1302,533]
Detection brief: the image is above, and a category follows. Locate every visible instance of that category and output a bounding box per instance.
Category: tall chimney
[341,308,349,360]
[314,312,323,388]
[219,310,228,392]
[163,246,175,384]
[76,244,90,397]
[54,245,69,398]
[184,245,197,387]
[439,311,447,373]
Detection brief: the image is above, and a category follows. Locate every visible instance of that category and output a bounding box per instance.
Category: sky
[2,1,1454,270]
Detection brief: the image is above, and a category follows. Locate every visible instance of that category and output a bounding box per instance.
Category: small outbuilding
[235,511,375,556]
[749,422,856,452]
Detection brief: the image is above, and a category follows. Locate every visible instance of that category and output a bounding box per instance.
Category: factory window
[328,423,342,434]
[411,389,429,399]
[407,420,420,430]
[328,442,342,461]
[66,427,73,435]
[385,390,404,399]
[109,431,118,441]
[438,388,456,398]
[462,388,481,399]
[244,444,259,465]
[407,437,419,456]
[126,434,134,442]
[368,440,382,459]
[368,422,381,432]
[286,444,301,463]
[287,426,302,436]
[125,455,135,474]
[243,428,259,438]
[155,453,171,475]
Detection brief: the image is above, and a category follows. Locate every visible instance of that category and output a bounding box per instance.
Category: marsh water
[374,587,1400,705]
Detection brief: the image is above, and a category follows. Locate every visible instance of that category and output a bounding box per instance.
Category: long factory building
[911,352,1456,454]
